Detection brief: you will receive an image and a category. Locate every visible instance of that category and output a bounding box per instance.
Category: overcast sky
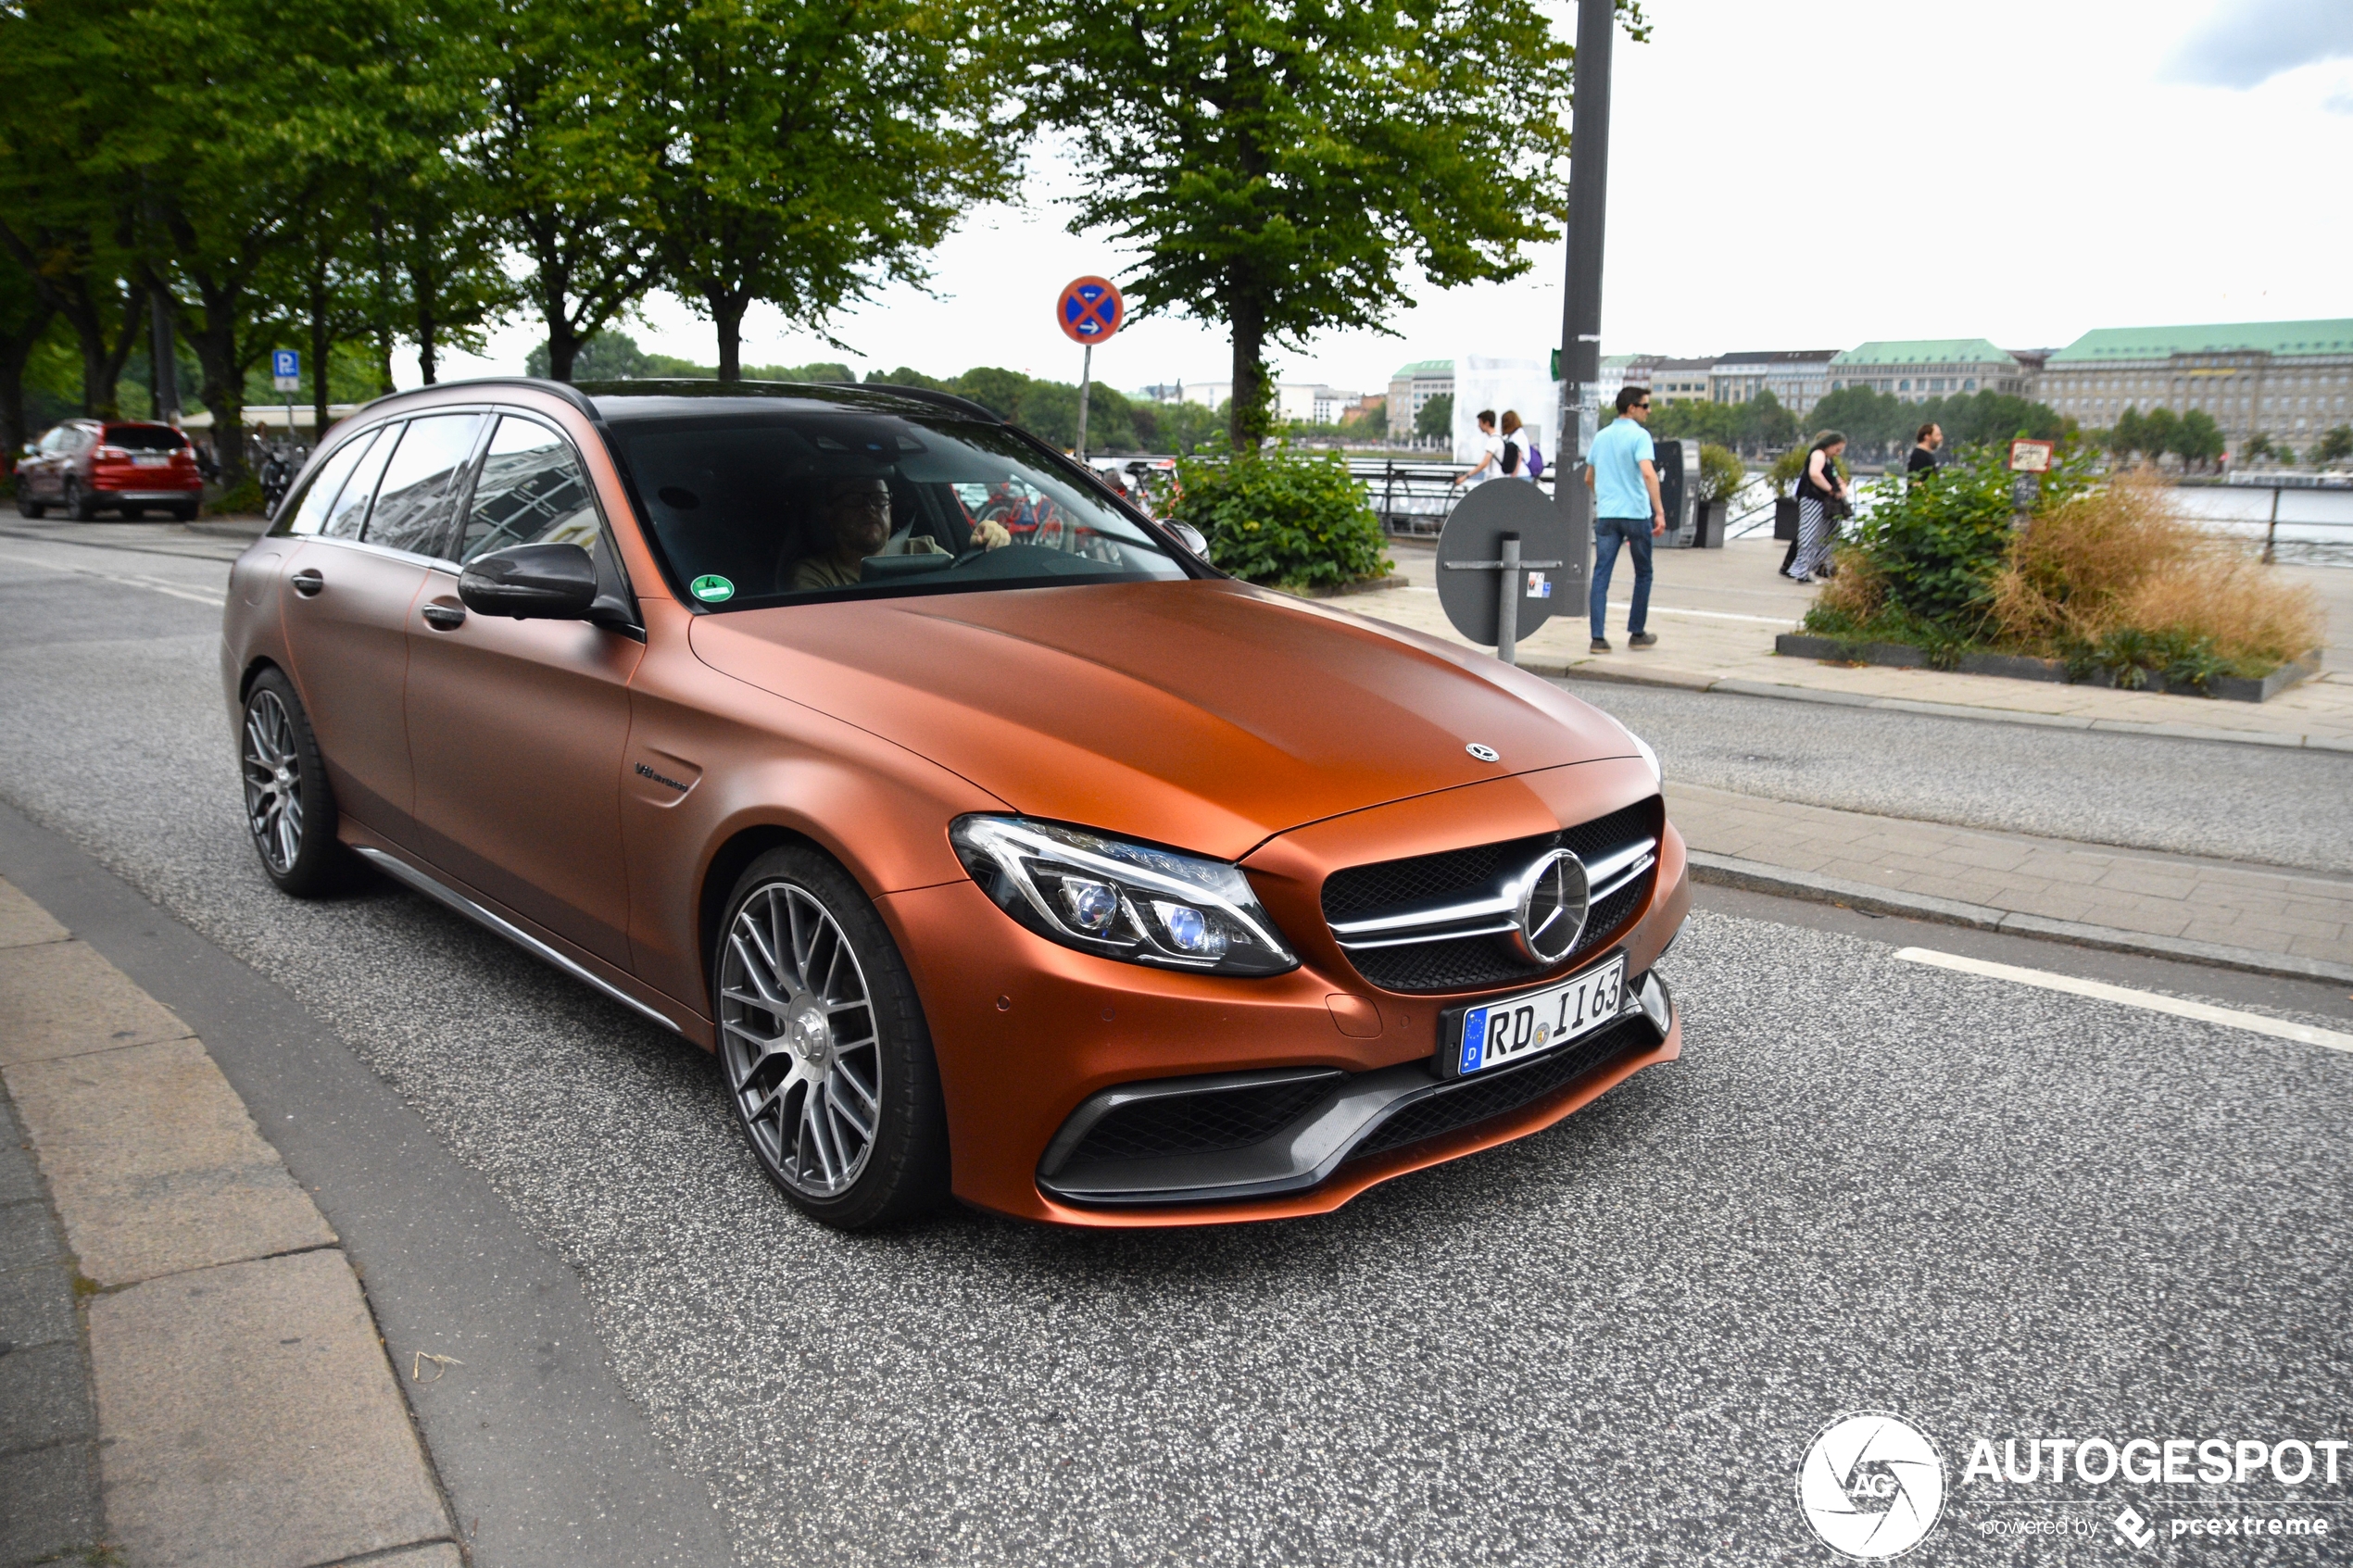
[422,0,2353,396]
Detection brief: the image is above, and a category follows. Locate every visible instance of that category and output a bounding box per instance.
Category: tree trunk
[546,319,580,383]
[187,303,247,485]
[308,264,332,446]
[0,304,52,463]
[68,283,145,420]
[409,257,438,385]
[1227,291,1268,450]
[711,293,744,382]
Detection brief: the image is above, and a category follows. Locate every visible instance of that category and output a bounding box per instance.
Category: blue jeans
[1590,517,1653,639]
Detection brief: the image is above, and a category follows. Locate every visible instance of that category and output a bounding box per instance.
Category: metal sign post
[271,349,300,449]
[1056,276,1124,460]
[1554,0,1617,603]
[1435,480,1570,666]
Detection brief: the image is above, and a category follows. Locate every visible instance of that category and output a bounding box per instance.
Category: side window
[277,429,380,537]
[322,421,401,539]
[38,428,68,455]
[363,413,485,557]
[459,417,601,561]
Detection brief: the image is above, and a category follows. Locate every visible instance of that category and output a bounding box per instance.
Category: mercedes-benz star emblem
[1511,848,1590,964]
[1466,743,1500,762]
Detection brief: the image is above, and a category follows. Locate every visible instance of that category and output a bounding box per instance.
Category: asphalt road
[2,519,2349,1566]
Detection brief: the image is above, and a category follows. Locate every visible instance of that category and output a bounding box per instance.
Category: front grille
[1321,798,1662,995]
[1064,1073,1342,1165]
[1344,1011,1655,1163]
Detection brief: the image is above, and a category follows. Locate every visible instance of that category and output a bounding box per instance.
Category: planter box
[1774,634,2323,704]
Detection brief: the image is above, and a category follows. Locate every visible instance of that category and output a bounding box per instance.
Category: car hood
[687,579,1636,860]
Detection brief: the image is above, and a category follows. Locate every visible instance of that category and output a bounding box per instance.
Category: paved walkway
[1665,782,2353,985]
[1364,533,2353,749]
[0,876,458,1568]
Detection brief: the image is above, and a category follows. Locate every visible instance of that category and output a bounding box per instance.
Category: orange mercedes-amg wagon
[221,380,1688,1229]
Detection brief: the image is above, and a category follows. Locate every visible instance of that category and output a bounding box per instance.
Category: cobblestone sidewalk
[1358,535,2353,750]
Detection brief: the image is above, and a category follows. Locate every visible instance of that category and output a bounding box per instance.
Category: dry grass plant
[1989,470,2320,667]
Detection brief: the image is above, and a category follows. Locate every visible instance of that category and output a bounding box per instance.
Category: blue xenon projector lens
[1152,901,1228,959]
[1059,878,1121,933]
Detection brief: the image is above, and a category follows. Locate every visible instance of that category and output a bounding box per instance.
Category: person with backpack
[1499,410,1525,477]
[1454,409,1504,487]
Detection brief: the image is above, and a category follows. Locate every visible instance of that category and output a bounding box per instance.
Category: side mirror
[1166,521,1210,558]
[459,542,598,620]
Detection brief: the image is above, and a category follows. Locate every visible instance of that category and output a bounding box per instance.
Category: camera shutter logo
[1796,1411,1946,1561]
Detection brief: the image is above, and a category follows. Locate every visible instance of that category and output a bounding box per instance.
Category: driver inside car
[790,475,1011,592]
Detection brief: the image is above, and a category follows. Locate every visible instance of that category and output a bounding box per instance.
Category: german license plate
[1443,954,1627,1077]
[132,453,169,467]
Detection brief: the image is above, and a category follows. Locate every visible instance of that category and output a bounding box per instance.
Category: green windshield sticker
[689,574,735,603]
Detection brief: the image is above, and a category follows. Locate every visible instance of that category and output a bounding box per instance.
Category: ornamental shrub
[1168,444,1391,592]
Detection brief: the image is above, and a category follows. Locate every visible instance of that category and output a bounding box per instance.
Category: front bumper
[879,794,1690,1227]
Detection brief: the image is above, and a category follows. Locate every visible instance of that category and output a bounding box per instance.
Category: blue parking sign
[271,349,299,380]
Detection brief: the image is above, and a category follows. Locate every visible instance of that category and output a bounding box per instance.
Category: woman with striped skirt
[1790,430,1847,583]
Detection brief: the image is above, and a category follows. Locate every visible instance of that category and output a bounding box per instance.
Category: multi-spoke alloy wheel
[238,669,341,897]
[243,688,306,874]
[714,848,947,1227]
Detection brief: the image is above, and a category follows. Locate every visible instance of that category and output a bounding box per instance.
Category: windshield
[598,396,1188,609]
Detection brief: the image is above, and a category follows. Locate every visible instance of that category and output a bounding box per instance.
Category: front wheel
[65,480,96,521]
[714,847,948,1230]
[13,485,41,519]
[240,668,344,896]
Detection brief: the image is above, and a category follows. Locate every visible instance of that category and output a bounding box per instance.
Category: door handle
[290,569,323,597]
[421,602,467,631]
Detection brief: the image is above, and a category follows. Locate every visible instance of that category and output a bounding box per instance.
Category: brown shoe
[1589,637,1612,654]
[1629,632,1658,648]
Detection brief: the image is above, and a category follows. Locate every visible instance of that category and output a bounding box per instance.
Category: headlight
[950,816,1297,976]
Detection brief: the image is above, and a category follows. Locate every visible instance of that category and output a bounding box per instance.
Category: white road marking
[0,549,227,608]
[1894,947,2353,1054]
[1401,585,1798,625]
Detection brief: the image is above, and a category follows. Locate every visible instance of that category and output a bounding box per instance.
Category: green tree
[1022,0,1624,446]
[474,0,663,381]
[1414,393,1453,443]
[644,0,1016,380]
[2316,425,2353,465]
[2109,406,2145,461]
[2172,408,2224,471]
[526,329,659,380]
[2137,406,2179,467]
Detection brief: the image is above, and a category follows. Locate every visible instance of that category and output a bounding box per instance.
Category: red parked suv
[15,419,203,521]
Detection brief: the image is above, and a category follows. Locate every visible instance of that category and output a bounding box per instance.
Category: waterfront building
[1386,359,1454,439]
[1828,340,2029,400]
[1710,349,1840,415]
[1649,358,1716,404]
[2037,320,2353,446]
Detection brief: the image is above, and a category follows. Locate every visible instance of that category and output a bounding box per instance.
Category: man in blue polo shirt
[1582,384,1666,654]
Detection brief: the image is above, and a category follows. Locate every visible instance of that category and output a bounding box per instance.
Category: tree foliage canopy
[1017,0,1580,445]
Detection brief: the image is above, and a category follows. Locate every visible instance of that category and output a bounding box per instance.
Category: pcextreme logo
[1797,1411,1949,1561]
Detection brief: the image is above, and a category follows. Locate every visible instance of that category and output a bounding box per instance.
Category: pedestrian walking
[1789,430,1846,583]
[1583,385,1665,654]
[1455,409,1504,487]
[1499,410,1526,478]
[1906,422,1943,484]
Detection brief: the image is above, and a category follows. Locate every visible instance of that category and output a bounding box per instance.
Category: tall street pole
[149,290,180,425]
[1554,0,1615,598]
[1076,343,1093,460]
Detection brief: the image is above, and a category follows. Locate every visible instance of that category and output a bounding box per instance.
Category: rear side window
[458,417,599,561]
[102,425,186,451]
[322,423,401,539]
[279,429,382,537]
[365,413,485,557]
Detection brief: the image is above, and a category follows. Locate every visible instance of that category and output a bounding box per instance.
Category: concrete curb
[0,877,459,1567]
[1541,661,2353,753]
[1685,850,2353,987]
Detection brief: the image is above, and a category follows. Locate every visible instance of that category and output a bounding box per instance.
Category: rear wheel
[240,669,344,897]
[171,502,197,522]
[13,486,41,519]
[65,479,96,521]
[714,847,948,1229]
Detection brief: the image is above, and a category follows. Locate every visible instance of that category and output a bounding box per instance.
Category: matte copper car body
[220,379,1688,1228]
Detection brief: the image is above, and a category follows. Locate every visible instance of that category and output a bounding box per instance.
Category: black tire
[238,668,346,897]
[16,485,44,519]
[713,847,949,1230]
[65,479,96,521]
[171,502,198,522]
